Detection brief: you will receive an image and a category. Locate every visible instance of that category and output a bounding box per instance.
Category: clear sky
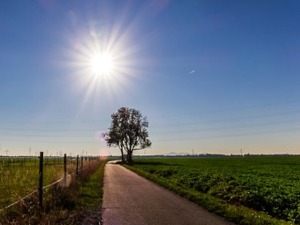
[1,0,300,156]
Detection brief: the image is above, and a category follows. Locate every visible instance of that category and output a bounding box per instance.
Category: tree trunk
[120,148,125,163]
[127,150,133,164]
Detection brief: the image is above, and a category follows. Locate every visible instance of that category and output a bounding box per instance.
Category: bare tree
[105,107,151,163]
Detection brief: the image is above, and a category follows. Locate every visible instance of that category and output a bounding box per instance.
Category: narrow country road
[102,162,235,225]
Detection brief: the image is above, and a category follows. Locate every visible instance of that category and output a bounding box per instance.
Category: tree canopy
[105,107,151,163]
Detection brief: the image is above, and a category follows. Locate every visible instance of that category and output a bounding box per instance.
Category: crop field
[0,156,84,210]
[129,156,300,224]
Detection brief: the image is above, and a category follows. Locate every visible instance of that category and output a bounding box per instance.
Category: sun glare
[68,19,138,104]
[90,52,114,76]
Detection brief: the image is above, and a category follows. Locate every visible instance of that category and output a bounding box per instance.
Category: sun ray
[62,6,154,117]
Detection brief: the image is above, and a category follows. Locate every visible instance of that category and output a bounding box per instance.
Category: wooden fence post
[64,154,67,187]
[76,155,79,179]
[39,152,44,209]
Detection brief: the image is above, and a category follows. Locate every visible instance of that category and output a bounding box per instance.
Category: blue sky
[1,0,300,156]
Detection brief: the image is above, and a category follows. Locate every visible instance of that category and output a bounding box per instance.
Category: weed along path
[102,162,235,225]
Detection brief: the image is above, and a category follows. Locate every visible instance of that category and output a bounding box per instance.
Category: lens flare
[95,131,106,142]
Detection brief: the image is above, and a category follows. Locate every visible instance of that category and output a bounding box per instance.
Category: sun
[90,52,114,76]
[68,23,138,101]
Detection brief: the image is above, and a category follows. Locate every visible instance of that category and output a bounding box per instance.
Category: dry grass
[0,157,107,225]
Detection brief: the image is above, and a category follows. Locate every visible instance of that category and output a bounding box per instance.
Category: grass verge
[124,164,294,225]
[75,158,107,224]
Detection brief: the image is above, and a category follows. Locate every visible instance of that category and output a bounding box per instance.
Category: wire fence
[0,152,101,213]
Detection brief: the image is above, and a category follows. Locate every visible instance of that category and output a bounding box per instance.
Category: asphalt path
[102,162,235,225]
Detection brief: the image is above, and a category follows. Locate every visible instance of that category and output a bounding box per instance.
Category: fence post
[76,155,79,179]
[39,152,44,209]
[64,154,67,187]
[81,156,83,171]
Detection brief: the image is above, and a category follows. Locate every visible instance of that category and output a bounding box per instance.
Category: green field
[0,156,88,210]
[127,156,300,225]
[0,156,106,224]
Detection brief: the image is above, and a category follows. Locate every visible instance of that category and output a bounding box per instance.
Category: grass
[0,157,107,224]
[125,156,299,225]
[75,158,107,224]
[0,157,89,209]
